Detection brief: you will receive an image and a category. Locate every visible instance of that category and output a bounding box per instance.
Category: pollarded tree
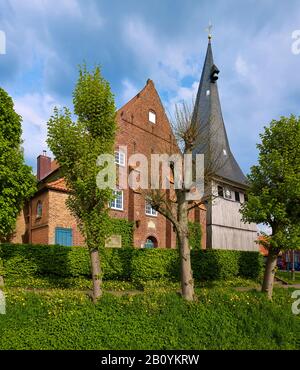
[47,65,116,302]
[145,102,225,301]
[241,115,300,300]
[0,87,36,242]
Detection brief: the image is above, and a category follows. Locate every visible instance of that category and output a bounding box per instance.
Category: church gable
[116,79,177,148]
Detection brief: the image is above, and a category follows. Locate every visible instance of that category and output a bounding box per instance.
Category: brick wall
[48,190,85,246]
[30,191,49,244]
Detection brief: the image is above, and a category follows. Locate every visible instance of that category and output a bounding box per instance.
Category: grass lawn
[0,285,299,350]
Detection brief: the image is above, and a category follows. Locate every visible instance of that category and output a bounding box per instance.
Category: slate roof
[193,40,247,187]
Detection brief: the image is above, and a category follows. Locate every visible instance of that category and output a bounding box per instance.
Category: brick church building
[13,79,207,249]
[13,38,258,251]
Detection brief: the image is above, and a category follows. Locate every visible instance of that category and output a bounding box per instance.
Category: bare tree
[144,101,226,301]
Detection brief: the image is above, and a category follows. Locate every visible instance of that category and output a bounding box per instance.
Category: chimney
[37,151,51,181]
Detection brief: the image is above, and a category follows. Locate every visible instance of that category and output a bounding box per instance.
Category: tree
[0,87,36,242]
[47,65,116,302]
[145,102,224,301]
[241,115,300,299]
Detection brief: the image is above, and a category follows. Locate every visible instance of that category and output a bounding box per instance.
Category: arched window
[36,201,42,218]
[144,236,158,249]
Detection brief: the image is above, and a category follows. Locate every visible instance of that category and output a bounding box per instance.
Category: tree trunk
[177,197,194,301]
[178,232,194,301]
[261,251,278,300]
[90,247,102,303]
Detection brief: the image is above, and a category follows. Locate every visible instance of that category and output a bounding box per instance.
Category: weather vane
[205,21,213,40]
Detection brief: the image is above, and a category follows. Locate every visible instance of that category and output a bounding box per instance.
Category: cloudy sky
[0,0,300,174]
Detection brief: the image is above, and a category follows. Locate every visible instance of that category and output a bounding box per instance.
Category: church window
[36,201,42,218]
[149,110,156,124]
[235,191,240,202]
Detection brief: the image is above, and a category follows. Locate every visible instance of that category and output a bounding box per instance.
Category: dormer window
[149,110,156,124]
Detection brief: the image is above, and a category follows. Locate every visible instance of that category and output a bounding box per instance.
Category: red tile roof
[47,178,68,192]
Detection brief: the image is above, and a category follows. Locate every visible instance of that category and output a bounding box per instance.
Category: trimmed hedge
[188,222,202,250]
[0,244,263,283]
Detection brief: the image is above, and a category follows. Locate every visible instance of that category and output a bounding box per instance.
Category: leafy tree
[241,115,300,299]
[0,87,36,242]
[47,65,116,302]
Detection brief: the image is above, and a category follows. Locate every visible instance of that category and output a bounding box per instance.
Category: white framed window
[149,110,156,124]
[110,190,123,211]
[115,150,126,166]
[145,202,157,217]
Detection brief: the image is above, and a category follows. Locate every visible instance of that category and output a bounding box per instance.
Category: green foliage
[188,222,202,250]
[0,87,36,241]
[131,249,180,285]
[0,244,263,284]
[241,115,300,253]
[109,218,134,249]
[101,248,133,280]
[47,65,117,249]
[0,287,298,349]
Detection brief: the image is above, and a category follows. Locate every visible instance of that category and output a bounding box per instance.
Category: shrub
[192,250,240,281]
[238,251,264,279]
[188,222,202,250]
[131,249,179,285]
[101,248,133,280]
[0,243,263,283]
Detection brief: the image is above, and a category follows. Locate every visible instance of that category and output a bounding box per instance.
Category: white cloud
[120,79,139,106]
[235,55,249,78]
[166,81,199,115]
[122,17,201,92]
[13,93,60,166]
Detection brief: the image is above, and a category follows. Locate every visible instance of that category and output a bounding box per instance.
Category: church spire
[193,38,247,186]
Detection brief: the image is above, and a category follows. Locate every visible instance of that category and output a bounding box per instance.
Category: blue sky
[1,0,300,174]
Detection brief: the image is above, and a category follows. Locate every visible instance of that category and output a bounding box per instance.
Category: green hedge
[188,222,202,250]
[0,244,263,283]
[131,249,180,284]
